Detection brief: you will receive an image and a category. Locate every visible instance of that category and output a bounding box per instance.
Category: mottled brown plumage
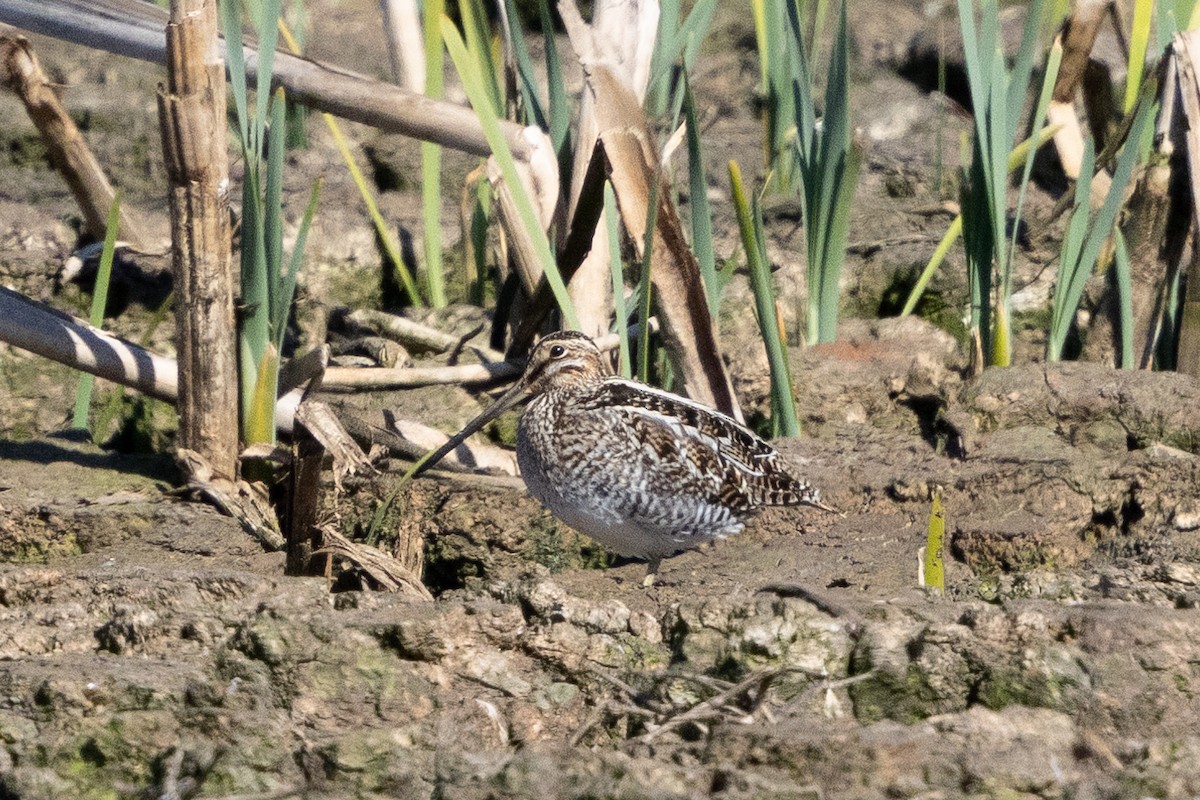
[418,331,831,579]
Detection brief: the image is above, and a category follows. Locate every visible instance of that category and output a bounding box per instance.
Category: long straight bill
[411,379,530,477]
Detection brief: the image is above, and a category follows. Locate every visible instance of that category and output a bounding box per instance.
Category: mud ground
[0,1,1199,798]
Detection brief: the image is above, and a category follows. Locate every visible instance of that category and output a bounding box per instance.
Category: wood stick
[345,309,503,359]
[0,0,530,160]
[284,422,326,575]
[158,0,239,478]
[0,285,178,401]
[323,362,520,390]
[0,35,150,248]
[0,285,305,430]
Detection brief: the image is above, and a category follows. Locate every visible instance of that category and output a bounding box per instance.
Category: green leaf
[923,491,945,594]
[277,177,321,353]
[220,0,250,147]
[538,0,570,167]
[604,181,632,379]
[253,0,283,154]
[244,343,279,445]
[504,0,548,130]
[683,75,718,315]
[441,15,579,329]
[1048,97,1152,361]
[424,0,447,307]
[265,88,286,339]
[730,159,800,437]
[458,0,503,115]
[73,191,123,433]
[1125,0,1153,112]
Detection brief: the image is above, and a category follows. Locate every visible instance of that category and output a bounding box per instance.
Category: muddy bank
[0,359,1197,798]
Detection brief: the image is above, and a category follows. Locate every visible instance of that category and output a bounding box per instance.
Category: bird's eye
[549,344,566,358]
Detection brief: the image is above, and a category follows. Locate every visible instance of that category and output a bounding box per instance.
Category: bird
[415,330,833,583]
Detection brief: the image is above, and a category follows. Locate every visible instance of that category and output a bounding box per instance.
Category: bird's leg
[642,557,661,588]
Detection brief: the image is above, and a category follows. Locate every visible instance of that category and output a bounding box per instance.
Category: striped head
[517,330,610,395]
[411,331,610,476]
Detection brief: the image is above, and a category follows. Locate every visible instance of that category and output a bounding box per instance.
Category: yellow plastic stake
[924,489,945,594]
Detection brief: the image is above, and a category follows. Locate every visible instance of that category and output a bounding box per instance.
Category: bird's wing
[584,380,815,507]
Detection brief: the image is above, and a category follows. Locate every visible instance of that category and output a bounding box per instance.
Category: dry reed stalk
[380,0,424,91]
[323,362,521,390]
[0,285,178,401]
[0,34,149,248]
[284,423,326,575]
[1170,31,1200,376]
[0,285,311,433]
[157,0,238,477]
[346,308,504,360]
[559,0,660,339]
[1049,2,1113,201]
[0,0,530,160]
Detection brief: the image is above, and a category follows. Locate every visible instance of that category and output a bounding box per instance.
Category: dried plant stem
[1180,255,1200,377]
[0,286,178,401]
[323,363,520,390]
[346,309,504,360]
[158,0,238,477]
[0,285,307,432]
[0,35,149,248]
[379,0,424,92]
[285,424,326,575]
[0,0,530,160]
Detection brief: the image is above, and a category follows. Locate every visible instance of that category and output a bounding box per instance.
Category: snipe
[417,331,832,581]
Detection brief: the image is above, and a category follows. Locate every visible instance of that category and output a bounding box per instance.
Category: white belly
[515,421,745,559]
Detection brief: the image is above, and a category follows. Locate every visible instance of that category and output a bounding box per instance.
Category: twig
[176,448,285,551]
[323,362,520,390]
[568,705,607,747]
[0,35,150,247]
[446,322,487,366]
[278,344,329,396]
[315,526,433,599]
[638,669,781,743]
[386,415,517,475]
[756,583,855,621]
[781,670,878,717]
[583,663,666,712]
[345,309,505,361]
[295,400,375,487]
